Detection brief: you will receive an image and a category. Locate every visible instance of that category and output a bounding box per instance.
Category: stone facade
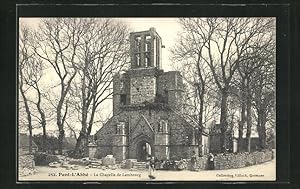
[95,28,209,162]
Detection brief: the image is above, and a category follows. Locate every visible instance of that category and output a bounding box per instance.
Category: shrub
[34,152,60,166]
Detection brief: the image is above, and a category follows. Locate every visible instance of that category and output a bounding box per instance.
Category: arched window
[159,120,168,133]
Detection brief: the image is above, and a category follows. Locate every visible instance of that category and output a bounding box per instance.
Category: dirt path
[19,157,275,182]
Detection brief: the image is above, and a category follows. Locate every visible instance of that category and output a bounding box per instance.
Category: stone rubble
[19,155,36,177]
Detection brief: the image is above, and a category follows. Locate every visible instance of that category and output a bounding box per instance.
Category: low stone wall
[194,156,209,170]
[213,150,274,170]
[191,150,273,171]
[19,155,36,177]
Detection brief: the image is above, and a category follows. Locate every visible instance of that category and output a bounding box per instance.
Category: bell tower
[130,27,162,69]
[128,28,163,104]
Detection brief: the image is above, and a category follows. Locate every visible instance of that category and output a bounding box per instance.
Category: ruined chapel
[94,28,209,162]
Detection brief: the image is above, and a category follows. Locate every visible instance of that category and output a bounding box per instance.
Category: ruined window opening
[116,122,126,134]
[135,36,141,52]
[145,53,150,67]
[120,94,127,105]
[135,54,140,67]
[120,122,126,134]
[145,35,151,52]
[136,87,140,92]
[116,124,121,134]
[157,122,162,132]
[153,38,156,67]
[156,38,161,68]
[162,120,168,133]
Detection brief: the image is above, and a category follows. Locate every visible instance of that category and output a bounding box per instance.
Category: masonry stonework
[95,28,209,162]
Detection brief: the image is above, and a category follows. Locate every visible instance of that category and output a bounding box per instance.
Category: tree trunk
[74,132,86,157]
[238,79,246,152]
[238,105,246,152]
[197,82,205,156]
[245,81,252,152]
[73,77,89,156]
[257,110,263,150]
[56,99,64,155]
[58,128,64,155]
[260,111,267,149]
[35,84,47,152]
[73,112,88,157]
[220,88,229,153]
[42,121,46,152]
[197,102,203,156]
[20,87,33,154]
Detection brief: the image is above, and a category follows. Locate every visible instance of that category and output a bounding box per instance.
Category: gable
[130,114,154,142]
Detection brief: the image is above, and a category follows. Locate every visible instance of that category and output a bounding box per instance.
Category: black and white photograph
[18,16,276,181]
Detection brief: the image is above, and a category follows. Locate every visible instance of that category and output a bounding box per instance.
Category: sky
[19,17,182,135]
[19,17,182,71]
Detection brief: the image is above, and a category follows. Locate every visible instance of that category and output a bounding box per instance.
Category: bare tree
[171,51,214,155]
[176,18,275,152]
[32,18,90,154]
[24,56,49,152]
[252,56,276,150]
[19,25,34,153]
[233,24,275,152]
[69,18,130,156]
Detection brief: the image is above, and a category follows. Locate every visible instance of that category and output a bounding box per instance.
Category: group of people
[147,152,216,179]
[191,151,215,171]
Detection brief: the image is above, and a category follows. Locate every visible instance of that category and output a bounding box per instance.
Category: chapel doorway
[136,140,152,162]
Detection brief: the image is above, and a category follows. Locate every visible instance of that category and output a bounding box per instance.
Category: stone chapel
[94,28,209,162]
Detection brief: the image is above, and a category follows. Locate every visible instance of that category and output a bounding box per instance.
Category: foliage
[32,134,59,153]
[34,152,60,166]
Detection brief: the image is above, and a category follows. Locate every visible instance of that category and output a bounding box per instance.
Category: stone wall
[94,118,116,158]
[130,76,156,104]
[190,150,274,171]
[94,146,113,159]
[170,145,198,159]
[213,150,274,170]
[19,155,35,177]
[157,71,183,110]
[194,156,209,170]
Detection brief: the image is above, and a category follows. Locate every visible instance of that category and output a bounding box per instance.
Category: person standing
[208,153,215,170]
[191,151,197,171]
[148,156,156,179]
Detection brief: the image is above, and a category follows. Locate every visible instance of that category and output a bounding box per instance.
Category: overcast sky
[20,17,181,71]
